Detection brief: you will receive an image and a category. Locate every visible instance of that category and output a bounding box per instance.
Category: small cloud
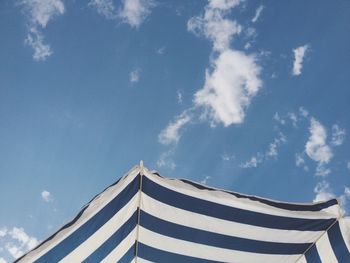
[299,107,309,118]
[305,118,333,166]
[20,0,65,61]
[200,176,211,185]
[266,132,287,158]
[89,0,117,19]
[313,180,334,202]
[158,111,192,145]
[41,190,53,202]
[177,91,183,104]
[240,155,262,168]
[129,69,140,83]
[288,112,298,127]
[251,5,264,23]
[295,153,309,171]
[273,112,286,125]
[187,1,243,52]
[222,153,235,161]
[156,150,176,170]
[292,44,309,76]
[156,46,165,55]
[119,0,156,28]
[331,124,345,146]
[347,161,350,171]
[0,228,7,238]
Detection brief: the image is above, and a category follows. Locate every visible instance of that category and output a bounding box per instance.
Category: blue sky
[0,0,350,261]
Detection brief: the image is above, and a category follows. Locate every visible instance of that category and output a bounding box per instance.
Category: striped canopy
[17,164,350,262]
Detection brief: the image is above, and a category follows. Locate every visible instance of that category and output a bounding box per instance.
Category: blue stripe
[139,210,311,255]
[179,178,338,211]
[328,222,350,262]
[138,242,224,263]
[35,174,140,263]
[83,211,138,263]
[304,245,322,263]
[142,176,335,231]
[118,243,136,263]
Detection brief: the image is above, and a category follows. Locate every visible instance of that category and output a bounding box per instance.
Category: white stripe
[101,228,137,263]
[136,257,154,263]
[141,193,323,244]
[138,226,300,263]
[143,170,340,219]
[316,233,338,263]
[296,255,308,263]
[59,193,139,262]
[17,166,140,263]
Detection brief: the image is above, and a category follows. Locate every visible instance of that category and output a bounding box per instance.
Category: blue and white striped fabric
[16,164,350,263]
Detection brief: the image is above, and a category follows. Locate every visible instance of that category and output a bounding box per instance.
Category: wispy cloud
[292,44,309,76]
[251,5,264,23]
[240,155,262,168]
[156,150,176,170]
[187,1,242,52]
[88,0,117,20]
[20,0,65,61]
[295,153,309,171]
[156,46,165,55]
[241,132,286,168]
[129,69,140,83]
[200,175,211,185]
[0,227,38,260]
[313,180,334,202]
[89,0,155,28]
[331,124,346,146]
[158,111,192,145]
[41,190,53,202]
[119,0,156,28]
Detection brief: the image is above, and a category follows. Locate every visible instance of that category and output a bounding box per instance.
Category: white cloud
[313,180,335,202]
[177,91,183,104]
[119,0,155,28]
[288,112,298,127]
[20,0,65,61]
[0,228,7,238]
[194,50,262,126]
[295,153,308,171]
[129,69,140,83]
[41,190,52,202]
[347,161,350,171]
[0,257,7,263]
[273,112,286,125]
[25,28,52,61]
[305,118,333,165]
[292,44,309,76]
[222,153,235,161]
[0,227,38,260]
[200,175,211,185]
[156,150,176,170]
[251,5,264,23]
[241,132,286,168]
[331,124,345,146]
[187,1,242,52]
[240,155,262,168]
[266,132,287,158]
[156,46,165,55]
[158,111,192,145]
[299,107,309,118]
[89,0,116,19]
